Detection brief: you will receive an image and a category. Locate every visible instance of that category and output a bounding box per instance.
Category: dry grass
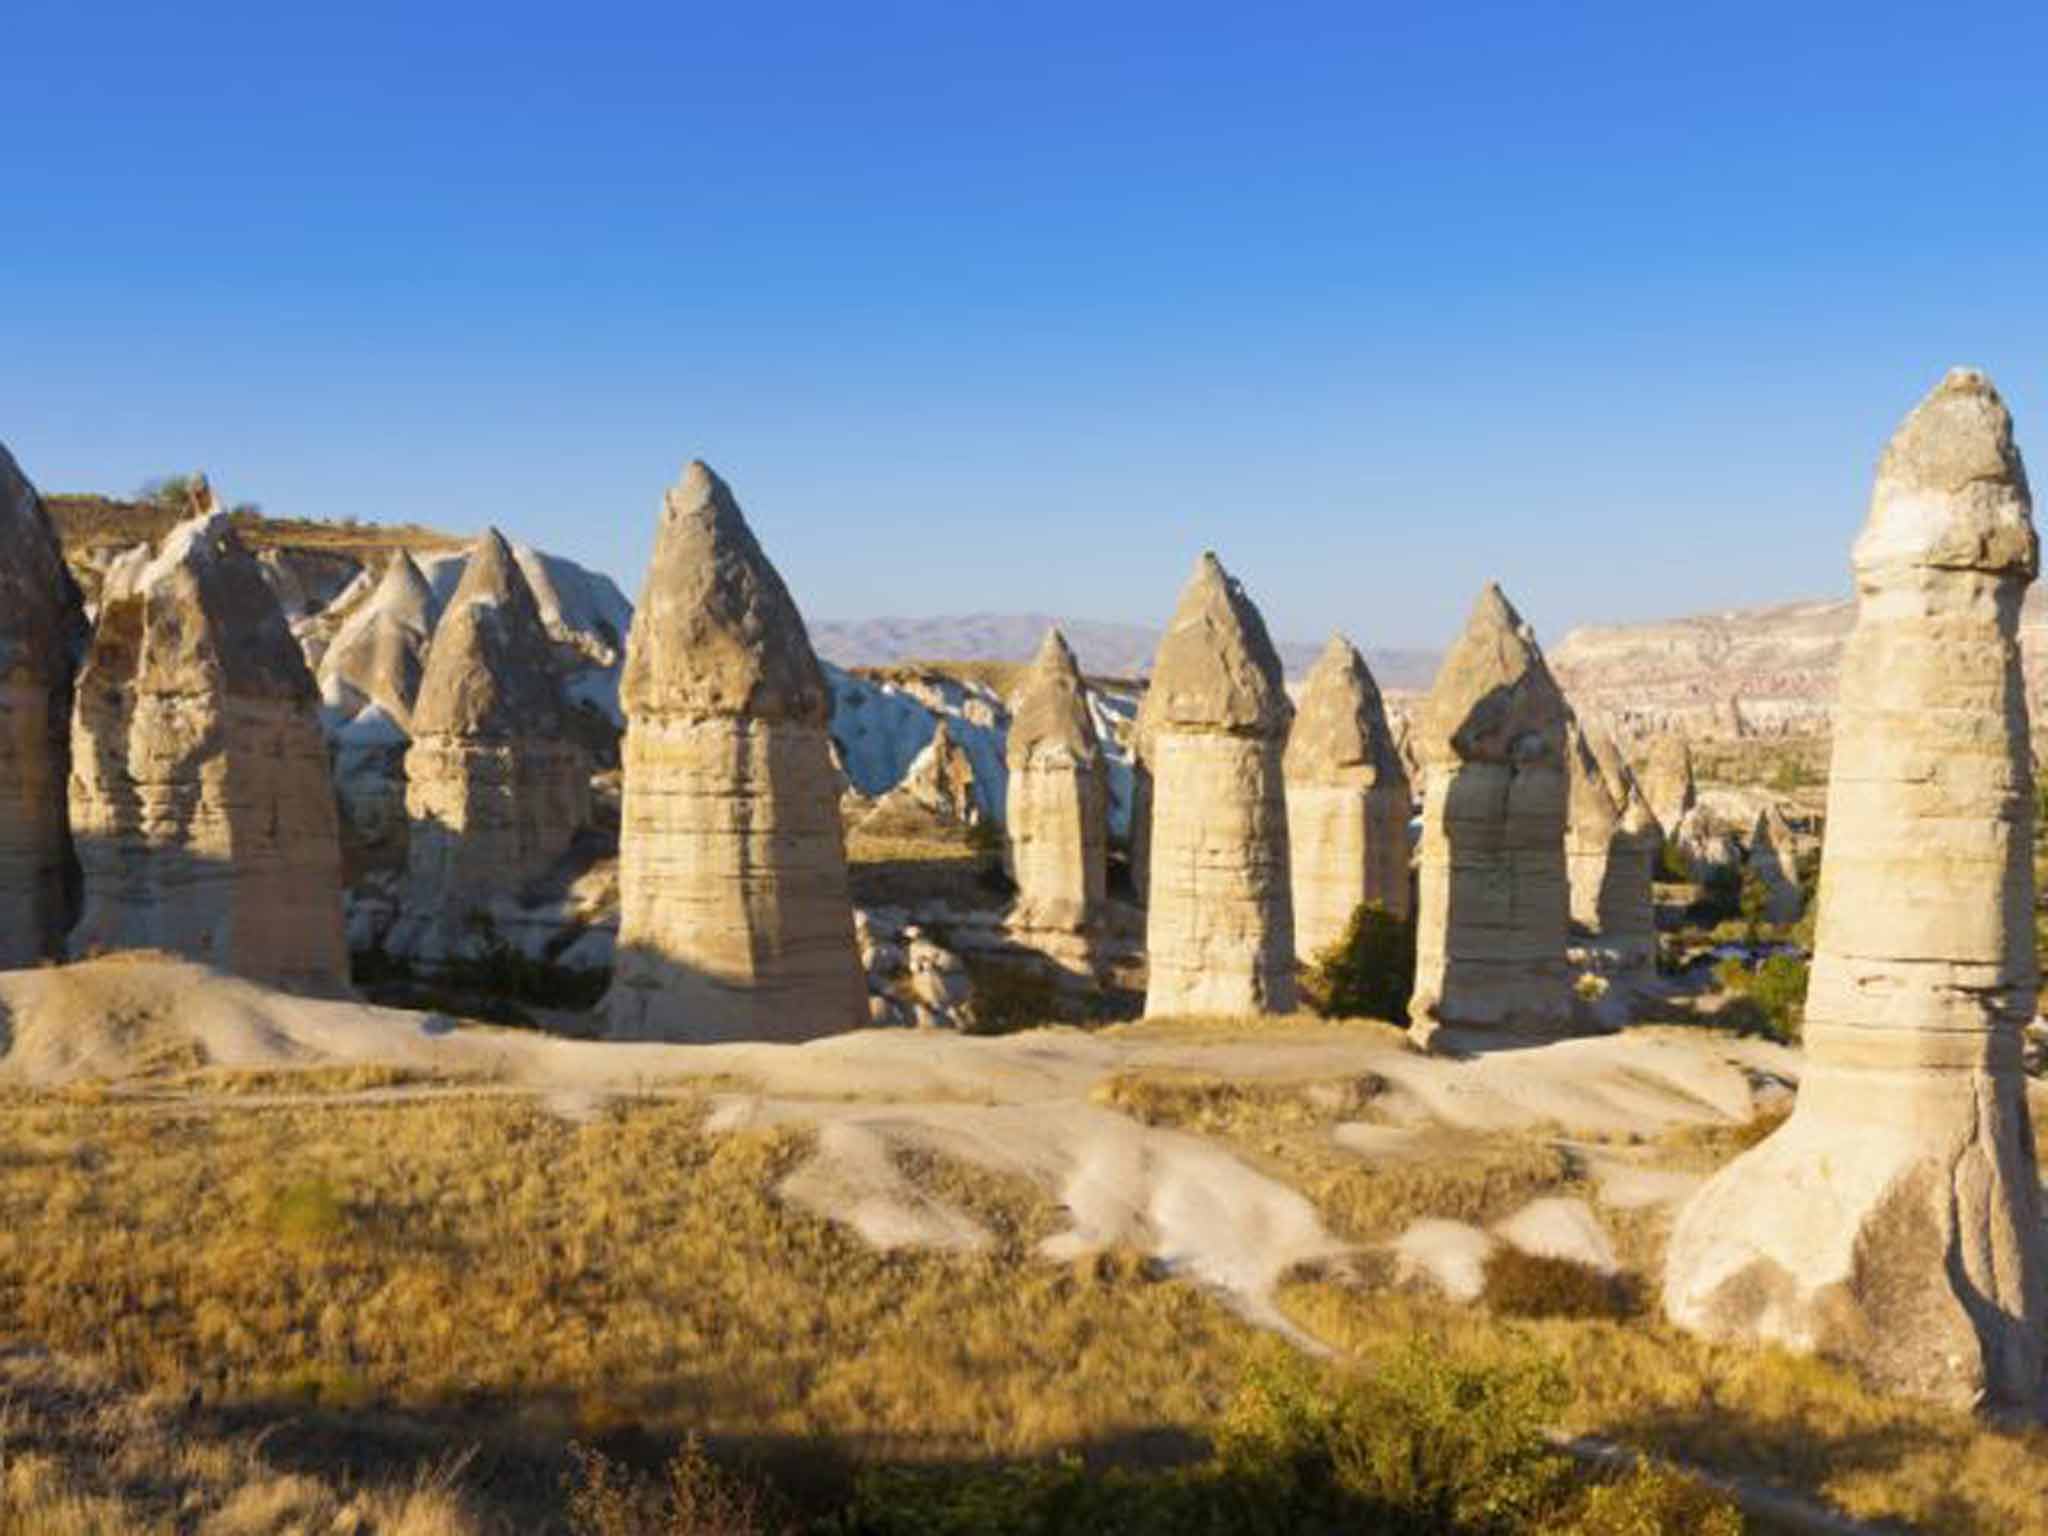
[1279,1281,2048,1534]
[0,1095,1261,1466]
[0,1345,486,1534]
[1091,1067,1578,1244]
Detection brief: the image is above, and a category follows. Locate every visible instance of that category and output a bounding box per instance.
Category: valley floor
[4,962,2048,1532]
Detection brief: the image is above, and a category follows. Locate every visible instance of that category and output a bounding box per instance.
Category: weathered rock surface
[1745,804,1803,925]
[1565,717,1658,971]
[0,447,86,966]
[1638,732,1696,837]
[1409,583,1572,1046]
[395,530,589,961]
[1141,553,1296,1016]
[317,552,439,732]
[1004,629,1108,970]
[68,487,347,992]
[603,462,864,1042]
[1284,634,1412,963]
[1665,369,2048,1413]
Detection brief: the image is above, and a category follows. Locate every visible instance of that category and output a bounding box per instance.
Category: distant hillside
[810,611,1440,688]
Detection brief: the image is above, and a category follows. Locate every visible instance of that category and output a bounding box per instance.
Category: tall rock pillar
[1408,583,1571,1047]
[1004,628,1108,974]
[1141,553,1295,1016]
[603,462,864,1042]
[1665,369,2048,1413]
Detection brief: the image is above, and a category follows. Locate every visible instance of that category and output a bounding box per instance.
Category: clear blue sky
[6,1,2046,649]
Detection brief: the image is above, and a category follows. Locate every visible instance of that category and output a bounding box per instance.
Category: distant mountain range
[808,611,1443,689]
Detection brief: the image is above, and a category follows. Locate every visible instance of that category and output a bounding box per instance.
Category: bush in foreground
[1302,902,1416,1023]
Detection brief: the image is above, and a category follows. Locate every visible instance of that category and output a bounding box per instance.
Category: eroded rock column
[0,446,86,967]
[69,485,348,992]
[1664,369,2048,1413]
[1285,634,1412,963]
[1141,552,1295,1016]
[1565,717,1659,972]
[602,462,864,1042]
[398,529,589,960]
[1408,583,1571,1047]
[1004,628,1108,974]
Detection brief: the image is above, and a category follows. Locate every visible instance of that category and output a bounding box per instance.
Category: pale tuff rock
[1665,369,2048,1413]
[857,719,983,835]
[603,462,864,1043]
[1743,805,1803,923]
[0,446,87,966]
[1142,553,1296,1016]
[396,530,589,961]
[1004,629,1109,965]
[1408,583,1572,1047]
[69,486,347,992]
[1564,716,1658,971]
[1284,634,1412,963]
[1639,732,1696,839]
[317,552,439,732]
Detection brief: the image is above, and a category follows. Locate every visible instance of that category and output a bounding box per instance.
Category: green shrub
[1303,902,1416,1023]
[1654,840,1692,883]
[568,1436,786,1536]
[964,960,1062,1035]
[1686,863,1741,926]
[1714,953,1808,1044]
[1481,1249,1639,1322]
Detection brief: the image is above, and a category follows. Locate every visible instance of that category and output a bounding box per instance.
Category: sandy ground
[0,953,1799,1325]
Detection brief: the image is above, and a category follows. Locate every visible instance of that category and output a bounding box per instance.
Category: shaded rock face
[1004,629,1108,971]
[1638,733,1696,839]
[68,489,347,992]
[1141,553,1296,1016]
[603,463,864,1043]
[396,531,590,961]
[1745,804,1803,925]
[1565,717,1659,971]
[0,447,87,966]
[317,552,439,732]
[1284,634,1412,963]
[1408,583,1571,1047]
[1665,369,2048,1414]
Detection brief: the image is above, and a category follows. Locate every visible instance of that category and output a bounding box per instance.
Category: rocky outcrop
[317,552,438,731]
[1141,553,1296,1016]
[856,719,984,835]
[1638,732,1695,838]
[1745,804,1803,924]
[1003,629,1108,971]
[1565,718,1657,971]
[1284,634,1412,963]
[395,530,589,961]
[0,447,87,967]
[1665,369,2048,1413]
[1408,583,1572,1047]
[68,486,347,992]
[602,462,864,1042]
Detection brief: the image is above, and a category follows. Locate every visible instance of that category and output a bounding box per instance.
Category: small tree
[1304,902,1416,1023]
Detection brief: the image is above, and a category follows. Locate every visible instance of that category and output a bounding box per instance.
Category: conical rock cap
[1858,368,2036,578]
[1285,633,1406,786]
[1008,627,1100,764]
[413,529,562,738]
[621,461,828,724]
[1415,582,1566,768]
[0,444,86,684]
[1140,552,1290,739]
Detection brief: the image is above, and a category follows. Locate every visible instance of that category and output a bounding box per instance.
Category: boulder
[1141,553,1296,1016]
[69,485,347,992]
[1665,369,2048,1413]
[1284,634,1412,964]
[1408,583,1572,1047]
[602,462,864,1042]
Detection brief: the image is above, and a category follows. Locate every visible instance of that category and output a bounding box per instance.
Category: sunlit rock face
[1284,634,1411,964]
[1665,369,2048,1414]
[396,529,589,962]
[1407,583,1572,1048]
[69,485,347,993]
[0,446,87,967]
[1004,627,1108,976]
[1565,717,1658,973]
[1140,553,1296,1017]
[602,462,864,1043]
